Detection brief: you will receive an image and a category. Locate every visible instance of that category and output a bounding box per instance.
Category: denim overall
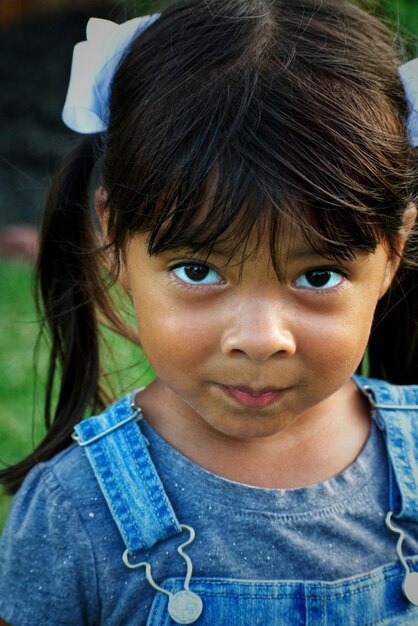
[72,376,418,625]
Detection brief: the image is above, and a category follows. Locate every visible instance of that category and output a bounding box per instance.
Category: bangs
[104,0,410,273]
[107,82,389,277]
[137,155,380,278]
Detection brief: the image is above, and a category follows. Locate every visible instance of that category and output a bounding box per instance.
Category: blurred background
[0,0,417,529]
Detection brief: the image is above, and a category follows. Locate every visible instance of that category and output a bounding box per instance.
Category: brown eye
[184,265,210,282]
[294,269,344,290]
[306,270,332,287]
[171,264,223,285]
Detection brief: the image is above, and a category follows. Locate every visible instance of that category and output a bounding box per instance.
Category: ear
[379,203,417,297]
[399,203,417,241]
[94,187,109,240]
[94,187,131,292]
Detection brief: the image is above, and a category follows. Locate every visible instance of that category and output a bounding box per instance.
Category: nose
[220,297,296,362]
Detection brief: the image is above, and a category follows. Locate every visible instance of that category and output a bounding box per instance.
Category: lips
[220,382,289,396]
[218,383,289,409]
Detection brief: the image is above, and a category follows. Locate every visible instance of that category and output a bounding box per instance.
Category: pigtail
[368,263,418,385]
[0,136,111,493]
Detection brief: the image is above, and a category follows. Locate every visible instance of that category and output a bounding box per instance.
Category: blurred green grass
[0,260,155,531]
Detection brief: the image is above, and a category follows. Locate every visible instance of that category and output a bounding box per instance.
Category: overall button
[168,590,203,624]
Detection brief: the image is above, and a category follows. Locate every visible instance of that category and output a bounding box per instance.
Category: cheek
[133,296,220,369]
[301,298,375,372]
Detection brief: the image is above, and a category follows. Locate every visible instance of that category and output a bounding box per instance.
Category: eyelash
[168,262,348,293]
[291,267,348,293]
[169,262,225,289]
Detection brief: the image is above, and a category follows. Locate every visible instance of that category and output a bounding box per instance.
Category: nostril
[221,329,296,361]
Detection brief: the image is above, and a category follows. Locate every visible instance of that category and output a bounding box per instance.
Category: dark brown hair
[2,0,417,492]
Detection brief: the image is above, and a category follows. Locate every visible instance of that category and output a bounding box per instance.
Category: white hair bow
[62,14,159,134]
[399,58,418,148]
[62,16,418,146]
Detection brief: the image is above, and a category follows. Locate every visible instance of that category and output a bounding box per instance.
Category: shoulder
[0,445,103,625]
[11,442,101,523]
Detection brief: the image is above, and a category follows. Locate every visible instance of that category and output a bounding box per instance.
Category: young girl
[1,0,418,623]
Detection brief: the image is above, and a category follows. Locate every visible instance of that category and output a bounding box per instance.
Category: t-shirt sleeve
[0,463,99,626]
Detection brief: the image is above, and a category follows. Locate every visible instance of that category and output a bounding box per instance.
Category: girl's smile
[116,226,399,488]
[216,384,290,409]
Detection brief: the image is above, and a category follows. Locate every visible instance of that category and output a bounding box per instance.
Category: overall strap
[354,375,418,522]
[72,394,182,554]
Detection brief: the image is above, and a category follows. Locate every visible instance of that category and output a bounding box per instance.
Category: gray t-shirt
[1,417,418,625]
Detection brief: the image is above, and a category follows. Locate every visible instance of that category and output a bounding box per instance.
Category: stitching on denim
[89,437,143,548]
[120,396,181,539]
[368,380,418,519]
[123,421,179,536]
[160,558,418,597]
[123,423,164,528]
[101,414,155,547]
[84,435,143,550]
[108,400,170,539]
[81,399,180,552]
[386,414,418,517]
[85,405,147,551]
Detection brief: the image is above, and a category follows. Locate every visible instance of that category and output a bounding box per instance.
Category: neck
[137,378,371,489]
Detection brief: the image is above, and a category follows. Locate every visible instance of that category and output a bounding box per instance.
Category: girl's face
[119,225,398,441]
